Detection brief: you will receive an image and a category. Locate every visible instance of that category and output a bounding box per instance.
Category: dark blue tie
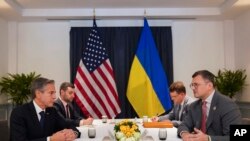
[39,111,45,128]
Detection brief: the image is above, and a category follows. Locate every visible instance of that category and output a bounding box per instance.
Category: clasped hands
[181,128,209,141]
[51,129,77,141]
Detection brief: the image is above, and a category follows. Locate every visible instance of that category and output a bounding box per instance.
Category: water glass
[88,127,96,138]
[158,128,167,140]
[102,115,108,123]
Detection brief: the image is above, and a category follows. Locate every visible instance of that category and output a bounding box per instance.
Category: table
[75,119,182,141]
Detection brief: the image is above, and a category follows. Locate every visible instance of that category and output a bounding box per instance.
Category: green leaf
[0,72,41,105]
[215,69,247,98]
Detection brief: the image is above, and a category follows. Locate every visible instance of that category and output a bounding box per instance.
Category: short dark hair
[30,77,55,99]
[192,70,215,86]
[59,82,74,95]
[169,81,186,94]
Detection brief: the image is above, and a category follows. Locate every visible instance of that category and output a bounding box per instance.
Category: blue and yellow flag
[126,18,172,117]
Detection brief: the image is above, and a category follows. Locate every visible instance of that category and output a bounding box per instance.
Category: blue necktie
[39,111,45,128]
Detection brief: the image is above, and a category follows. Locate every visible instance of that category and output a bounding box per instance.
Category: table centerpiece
[114,119,141,141]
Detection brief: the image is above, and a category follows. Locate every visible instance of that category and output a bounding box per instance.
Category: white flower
[116,131,125,139]
[120,137,126,141]
[133,132,141,140]
[114,120,141,141]
[125,137,135,141]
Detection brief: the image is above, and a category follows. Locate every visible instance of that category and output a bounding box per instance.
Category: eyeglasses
[189,82,208,89]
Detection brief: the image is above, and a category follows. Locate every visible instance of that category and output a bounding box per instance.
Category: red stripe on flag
[73,19,121,119]
[79,64,112,118]
[76,67,103,118]
[103,61,115,79]
[74,92,90,116]
[96,66,119,115]
[98,62,118,101]
[88,73,112,118]
[103,60,121,114]
[75,76,101,118]
[92,68,116,117]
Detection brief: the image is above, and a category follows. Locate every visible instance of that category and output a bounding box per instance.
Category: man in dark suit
[10,77,80,141]
[178,70,241,141]
[54,82,93,126]
[151,81,194,127]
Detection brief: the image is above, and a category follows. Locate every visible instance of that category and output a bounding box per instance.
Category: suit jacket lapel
[28,102,44,132]
[180,98,189,120]
[44,109,51,132]
[206,92,218,130]
[173,105,180,120]
[57,99,67,118]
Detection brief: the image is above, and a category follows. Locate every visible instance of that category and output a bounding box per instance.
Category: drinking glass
[158,128,167,140]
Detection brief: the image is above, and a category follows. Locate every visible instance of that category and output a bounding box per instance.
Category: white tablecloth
[75,119,182,141]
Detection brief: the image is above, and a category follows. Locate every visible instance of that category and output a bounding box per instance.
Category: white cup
[143,116,148,122]
[88,127,96,138]
[158,128,167,140]
[102,115,108,123]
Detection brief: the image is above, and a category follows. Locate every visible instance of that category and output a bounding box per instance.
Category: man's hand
[151,116,159,122]
[63,129,77,141]
[81,117,94,126]
[50,129,77,141]
[181,131,193,141]
[191,128,209,141]
[161,119,171,122]
[50,130,65,141]
[181,128,209,141]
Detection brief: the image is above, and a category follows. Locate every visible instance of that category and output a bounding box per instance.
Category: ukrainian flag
[126,18,172,118]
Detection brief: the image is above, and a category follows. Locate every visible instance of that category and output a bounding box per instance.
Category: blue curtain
[70,26,173,118]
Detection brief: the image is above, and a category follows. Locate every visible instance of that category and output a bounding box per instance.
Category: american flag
[74,19,121,118]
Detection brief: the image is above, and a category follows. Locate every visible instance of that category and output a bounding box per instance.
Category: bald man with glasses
[178,70,241,141]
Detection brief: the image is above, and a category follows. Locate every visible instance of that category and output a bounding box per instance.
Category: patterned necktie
[66,104,70,118]
[201,101,207,133]
[39,111,45,128]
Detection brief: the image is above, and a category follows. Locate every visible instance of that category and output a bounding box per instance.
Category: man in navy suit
[10,77,80,141]
[151,81,194,127]
[178,70,241,141]
[54,82,93,127]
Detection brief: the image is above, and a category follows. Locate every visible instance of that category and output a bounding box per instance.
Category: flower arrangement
[114,119,141,141]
